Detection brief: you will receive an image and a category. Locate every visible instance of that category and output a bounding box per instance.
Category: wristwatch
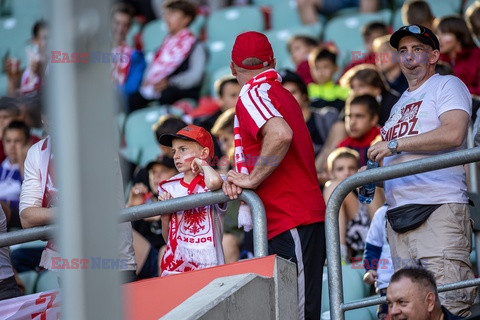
[388,139,399,155]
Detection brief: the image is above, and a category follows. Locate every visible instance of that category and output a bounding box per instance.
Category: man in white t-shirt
[367,25,475,317]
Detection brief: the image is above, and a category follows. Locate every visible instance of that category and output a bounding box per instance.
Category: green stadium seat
[392,9,403,30]
[206,39,234,74]
[323,9,392,69]
[209,65,233,97]
[0,18,31,70]
[12,0,48,21]
[126,20,141,48]
[142,19,169,54]
[269,0,304,30]
[206,5,265,43]
[321,264,373,320]
[425,0,461,16]
[251,0,276,6]
[120,105,168,165]
[18,271,39,295]
[394,0,461,15]
[0,73,7,96]
[34,270,60,293]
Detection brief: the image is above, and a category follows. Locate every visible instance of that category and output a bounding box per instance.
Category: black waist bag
[386,204,440,233]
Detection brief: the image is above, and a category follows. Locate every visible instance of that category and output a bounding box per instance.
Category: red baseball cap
[231,31,274,70]
[159,124,214,159]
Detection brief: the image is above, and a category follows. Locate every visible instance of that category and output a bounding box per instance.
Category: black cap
[146,156,176,171]
[390,25,439,51]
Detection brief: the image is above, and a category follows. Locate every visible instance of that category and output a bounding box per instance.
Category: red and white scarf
[111,42,132,85]
[38,137,60,270]
[140,28,196,99]
[233,116,253,232]
[20,68,41,95]
[159,174,220,276]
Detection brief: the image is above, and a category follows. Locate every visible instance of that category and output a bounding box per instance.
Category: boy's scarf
[140,28,195,99]
[233,116,253,232]
[111,42,132,85]
[160,174,219,276]
[38,137,60,270]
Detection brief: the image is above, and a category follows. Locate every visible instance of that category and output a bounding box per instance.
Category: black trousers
[268,222,326,320]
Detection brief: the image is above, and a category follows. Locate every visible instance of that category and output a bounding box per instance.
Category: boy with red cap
[224,31,326,320]
[157,124,226,276]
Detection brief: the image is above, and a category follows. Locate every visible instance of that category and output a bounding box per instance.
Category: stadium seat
[205,5,265,43]
[18,271,39,295]
[208,65,233,97]
[0,73,7,96]
[265,23,322,69]
[121,105,168,165]
[126,20,141,48]
[321,264,373,320]
[142,19,169,54]
[34,270,60,293]
[394,0,461,15]
[206,39,234,74]
[269,0,303,30]
[323,9,392,69]
[1,18,32,70]
[425,0,461,16]
[392,9,403,30]
[12,0,48,21]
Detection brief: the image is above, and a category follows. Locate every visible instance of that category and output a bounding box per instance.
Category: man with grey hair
[387,268,464,320]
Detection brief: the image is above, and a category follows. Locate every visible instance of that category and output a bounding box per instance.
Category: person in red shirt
[338,94,381,167]
[223,31,326,320]
[435,16,480,96]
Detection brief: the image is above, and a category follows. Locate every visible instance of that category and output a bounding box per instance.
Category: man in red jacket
[223,31,326,320]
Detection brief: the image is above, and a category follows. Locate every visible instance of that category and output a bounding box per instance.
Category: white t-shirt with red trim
[235,69,325,240]
[159,173,226,276]
[381,74,471,209]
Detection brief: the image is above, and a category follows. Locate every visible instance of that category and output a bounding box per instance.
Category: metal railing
[326,147,480,320]
[0,190,268,257]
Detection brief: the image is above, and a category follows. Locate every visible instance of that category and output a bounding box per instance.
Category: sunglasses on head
[399,25,438,50]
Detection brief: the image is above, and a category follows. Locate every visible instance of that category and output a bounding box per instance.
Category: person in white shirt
[367,25,475,317]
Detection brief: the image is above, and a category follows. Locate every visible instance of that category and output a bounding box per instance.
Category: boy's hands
[158,191,172,202]
[153,78,168,92]
[191,158,205,176]
[363,269,378,285]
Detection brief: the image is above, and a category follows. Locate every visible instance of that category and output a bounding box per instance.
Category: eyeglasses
[399,25,438,50]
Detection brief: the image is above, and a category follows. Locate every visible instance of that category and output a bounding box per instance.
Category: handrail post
[468,124,478,193]
[239,191,268,257]
[325,193,347,320]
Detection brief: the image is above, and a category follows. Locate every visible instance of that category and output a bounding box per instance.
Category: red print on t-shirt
[382,101,421,141]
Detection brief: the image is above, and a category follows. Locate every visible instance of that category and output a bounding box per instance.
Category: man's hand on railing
[222,180,242,200]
